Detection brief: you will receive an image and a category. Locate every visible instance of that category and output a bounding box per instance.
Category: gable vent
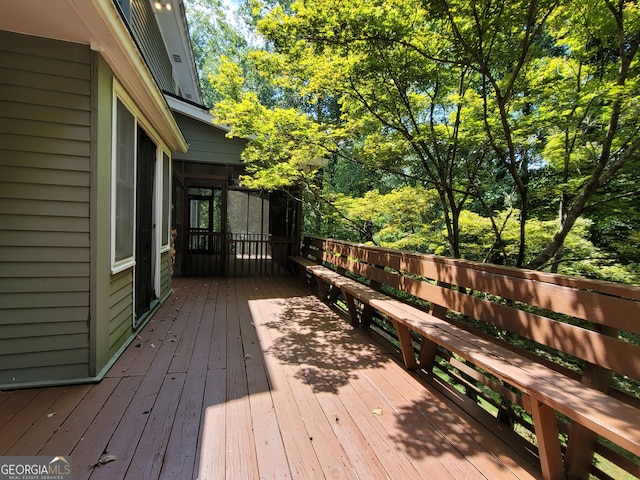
[172,54,182,63]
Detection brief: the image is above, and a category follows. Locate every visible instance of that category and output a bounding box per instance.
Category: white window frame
[160,152,172,253]
[111,95,137,273]
[111,81,171,274]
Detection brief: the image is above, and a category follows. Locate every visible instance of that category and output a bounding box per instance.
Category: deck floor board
[0,276,540,479]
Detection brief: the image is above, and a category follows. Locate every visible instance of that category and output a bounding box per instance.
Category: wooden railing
[183,232,295,276]
[226,234,294,276]
[292,236,640,480]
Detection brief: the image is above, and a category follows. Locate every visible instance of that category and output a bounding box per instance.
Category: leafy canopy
[206,0,640,281]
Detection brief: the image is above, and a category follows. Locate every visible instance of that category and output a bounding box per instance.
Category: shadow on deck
[0,276,541,479]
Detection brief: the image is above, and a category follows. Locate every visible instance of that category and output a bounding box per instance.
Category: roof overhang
[0,0,188,153]
[164,93,232,134]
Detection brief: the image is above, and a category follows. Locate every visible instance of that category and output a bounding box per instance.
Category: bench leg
[393,320,418,370]
[315,278,328,300]
[342,290,359,327]
[526,395,566,480]
[361,304,375,328]
[332,267,348,303]
[329,283,341,303]
[418,337,439,372]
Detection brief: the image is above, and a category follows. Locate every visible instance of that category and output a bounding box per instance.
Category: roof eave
[85,0,189,153]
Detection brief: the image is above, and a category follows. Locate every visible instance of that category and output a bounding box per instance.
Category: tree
[211,0,640,274]
[221,0,496,257]
[186,0,278,106]
[523,0,640,269]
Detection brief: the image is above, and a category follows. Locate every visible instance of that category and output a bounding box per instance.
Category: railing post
[361,304,375,328]
[419,280,449,373]
[330,266,347,303]
[564,325,618,480]
[418,337,439,372]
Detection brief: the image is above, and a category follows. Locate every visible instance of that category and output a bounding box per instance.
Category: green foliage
[197,0,640,282]
[185,0,251,106]
[330,186,445,252]
[323,186,640,282]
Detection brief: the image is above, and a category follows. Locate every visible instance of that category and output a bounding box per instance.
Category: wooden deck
[1,276,541,479]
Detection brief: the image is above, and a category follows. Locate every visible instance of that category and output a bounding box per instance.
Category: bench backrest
[302,236,640,397]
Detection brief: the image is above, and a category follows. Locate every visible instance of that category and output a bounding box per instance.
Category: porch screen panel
[227,190,271,275]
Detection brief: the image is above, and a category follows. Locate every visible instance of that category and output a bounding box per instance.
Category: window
[113,99,135,266]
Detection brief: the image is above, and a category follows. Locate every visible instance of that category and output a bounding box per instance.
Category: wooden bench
[289,237,640,480]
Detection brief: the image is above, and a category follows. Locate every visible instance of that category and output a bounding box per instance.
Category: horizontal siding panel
[109,320,132,355]
[0,165,89,187]
[109,294,132,332]
[0,362,89,385]
[0,276,89,293]
[173,114,244,163]
[177,117,230,138]
[0,262,89,278]
[0,133,91,157]
[109,294,132,327]
[0,84,91,111]
[0,291,89,309]
[109,272,133,314]
[178,122,228,137]
[0,117,90,143]
[109,268,133,353]
[110,271,133,302]
[0,231,88,247]
[0,213,89,232]
[0,198,89,218]
[0,68,91,99]
[0,181,89,202]
[0,306,88,325]
[0,32,92,387]
[0,149,91,172]
[0,30,92,63]
[109,310,131,343]
[0,333,88,355]
[1,321,88,339]
[0,51,91,81]
[0,348,89,378]
[0,100,91,127]
[177,150,244,164]
[0,246,89,263]
[160,252,171,296]
[109,289,132,317]
[187,138,243,158]
[109,328,131,357]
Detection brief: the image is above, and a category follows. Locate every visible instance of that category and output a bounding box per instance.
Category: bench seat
[289,255,640,480]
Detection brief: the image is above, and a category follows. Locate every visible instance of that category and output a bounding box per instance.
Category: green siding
[172,113,246,164]
[160,250,172,297]
[108,269,134,357]
[0,31,92,387]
